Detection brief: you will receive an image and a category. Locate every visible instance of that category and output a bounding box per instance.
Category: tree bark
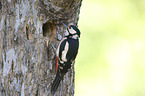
[0,0,82,96]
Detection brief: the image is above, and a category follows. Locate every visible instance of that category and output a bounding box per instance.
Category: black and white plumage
[51,24,80,94]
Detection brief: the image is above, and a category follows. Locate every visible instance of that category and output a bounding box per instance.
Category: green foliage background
[75,0,145,96]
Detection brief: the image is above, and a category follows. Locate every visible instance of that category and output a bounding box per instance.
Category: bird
[51,23,80,94]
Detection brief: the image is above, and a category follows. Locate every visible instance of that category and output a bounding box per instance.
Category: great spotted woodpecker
[51,23,80,94]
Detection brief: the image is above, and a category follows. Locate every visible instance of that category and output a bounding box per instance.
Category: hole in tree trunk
[43,21,56,61]
[43,21,56,42]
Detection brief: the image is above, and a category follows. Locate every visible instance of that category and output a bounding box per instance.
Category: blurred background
[75,0,145,96]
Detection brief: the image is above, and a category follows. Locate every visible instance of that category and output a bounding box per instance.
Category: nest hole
[42,21,56,42]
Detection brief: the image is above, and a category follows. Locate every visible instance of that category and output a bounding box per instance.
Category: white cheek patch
[69,28,76,34]
[61,41,69,62]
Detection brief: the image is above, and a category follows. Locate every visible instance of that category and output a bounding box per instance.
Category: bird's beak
[62,23,68,28]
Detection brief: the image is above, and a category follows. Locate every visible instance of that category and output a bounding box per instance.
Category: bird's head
[62,23,80,39]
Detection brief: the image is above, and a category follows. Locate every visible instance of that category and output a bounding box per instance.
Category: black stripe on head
[69,25,81,37]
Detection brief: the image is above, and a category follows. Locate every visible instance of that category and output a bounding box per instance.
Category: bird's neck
[65,34,79,39]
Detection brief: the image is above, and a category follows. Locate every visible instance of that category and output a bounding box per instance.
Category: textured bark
[0,0,82,96]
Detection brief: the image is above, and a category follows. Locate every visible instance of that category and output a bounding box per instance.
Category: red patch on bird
[56,56,58,72]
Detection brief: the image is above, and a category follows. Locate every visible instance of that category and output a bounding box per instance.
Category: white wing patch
[61,41,69,62]
[56,37,67,57]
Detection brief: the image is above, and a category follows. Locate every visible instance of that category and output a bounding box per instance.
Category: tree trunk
[0,0,82,96]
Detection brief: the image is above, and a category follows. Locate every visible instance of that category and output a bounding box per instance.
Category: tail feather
[51,70,63,94]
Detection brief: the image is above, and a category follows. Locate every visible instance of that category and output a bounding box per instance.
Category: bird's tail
[51,70,63,94]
